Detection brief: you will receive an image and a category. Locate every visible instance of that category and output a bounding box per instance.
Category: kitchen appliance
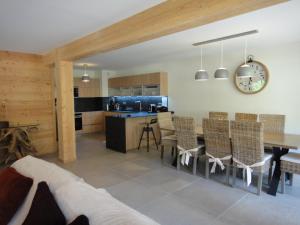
[149,104,157,113]
[74,113,82,131]
[156,106,168,112]
[73,87,79,97]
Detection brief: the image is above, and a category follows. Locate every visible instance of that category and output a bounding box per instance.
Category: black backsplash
[106,96,168,111]
[74,97,103,112]
[75,96,168,112]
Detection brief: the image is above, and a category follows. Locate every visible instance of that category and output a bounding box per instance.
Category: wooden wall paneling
[0,51,57,155]
[54,60,76,162]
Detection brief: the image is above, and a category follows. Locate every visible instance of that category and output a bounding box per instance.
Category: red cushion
[0,167,33,225]
[69,215,89,225]
[22,182,66,225]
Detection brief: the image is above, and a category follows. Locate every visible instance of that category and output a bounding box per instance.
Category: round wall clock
[234,56,269,94]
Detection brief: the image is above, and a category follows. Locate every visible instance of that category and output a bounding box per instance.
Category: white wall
[114,42,300,134]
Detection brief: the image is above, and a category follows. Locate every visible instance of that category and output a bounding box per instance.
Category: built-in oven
[74,87,79,97]
[74,113,82,131]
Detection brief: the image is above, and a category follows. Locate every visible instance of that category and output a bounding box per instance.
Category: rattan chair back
[259,114,285,134]
[203,119,231,158]
[157,112,174,137]
[174,116,197,150]
[231,121,264,166]
[209,112,228,120]
[235,113,257,122]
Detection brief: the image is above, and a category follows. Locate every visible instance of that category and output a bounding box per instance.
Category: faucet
[135,101,142,112]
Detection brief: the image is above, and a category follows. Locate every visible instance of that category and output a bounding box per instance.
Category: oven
[74,113,82,131]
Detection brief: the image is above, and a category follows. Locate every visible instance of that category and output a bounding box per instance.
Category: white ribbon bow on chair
[177,145,199,166]
[206,152,232,173]
[233,158,266,186]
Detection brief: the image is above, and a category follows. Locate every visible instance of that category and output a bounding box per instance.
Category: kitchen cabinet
[108,72,168,96]
[76,111,104,134]
[103,111,122,132]
[74,78,101,97]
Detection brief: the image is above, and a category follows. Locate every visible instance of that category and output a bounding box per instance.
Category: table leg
[267,147,289,196]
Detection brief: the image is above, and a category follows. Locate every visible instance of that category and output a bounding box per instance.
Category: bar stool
[138,118,159,152]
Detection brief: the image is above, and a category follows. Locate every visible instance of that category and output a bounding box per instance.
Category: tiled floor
[44,133,300,225]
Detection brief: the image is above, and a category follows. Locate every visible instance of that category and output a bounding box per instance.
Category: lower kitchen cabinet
[76,111,104,134]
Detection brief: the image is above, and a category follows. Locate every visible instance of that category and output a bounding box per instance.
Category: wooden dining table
[161,126,300,150]
[160,126,300,195]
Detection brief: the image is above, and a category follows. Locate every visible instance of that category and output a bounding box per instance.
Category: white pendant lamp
[237,39,254,78]
[195,46,208,81]
[82,64,90,82]
[214,41,229,80]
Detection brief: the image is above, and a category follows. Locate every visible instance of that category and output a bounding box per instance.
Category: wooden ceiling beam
[44,0,287,64]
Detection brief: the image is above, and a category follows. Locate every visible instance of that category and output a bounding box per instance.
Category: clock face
[235,61,269,94]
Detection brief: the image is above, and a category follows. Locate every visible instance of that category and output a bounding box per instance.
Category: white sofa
[9,156,159,225]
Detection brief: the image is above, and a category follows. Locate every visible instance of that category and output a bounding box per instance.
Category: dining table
[160,126,300,195]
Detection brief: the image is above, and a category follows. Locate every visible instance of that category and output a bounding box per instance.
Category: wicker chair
[259,114,285,183]
[157,112,177,160]
[259,114,285,134]
[280,151,300,193]
[174,116,204,175]
[203,119,232,184]
[235,113,257,122]
[231,121,272,195]
[209,112,228,120]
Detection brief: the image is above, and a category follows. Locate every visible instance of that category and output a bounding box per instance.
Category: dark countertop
[108,111,157,119]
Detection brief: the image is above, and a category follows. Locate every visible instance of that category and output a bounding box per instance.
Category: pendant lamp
[214,41,229,80]
[82,64,90,82]
[195,46,208,81]
[237,39,254,78]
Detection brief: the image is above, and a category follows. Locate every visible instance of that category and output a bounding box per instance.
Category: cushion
[69,215,89,225]
[281,151,300,164]
[11,156,82,192]
[22,182,66,225]
[54,181,159,225]
[9,156,82,225]
[0,168,33,225]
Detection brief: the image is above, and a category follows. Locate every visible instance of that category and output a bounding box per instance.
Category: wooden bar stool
[138,118,159,152]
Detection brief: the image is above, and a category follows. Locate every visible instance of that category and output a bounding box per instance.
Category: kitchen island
[105,112,160,153]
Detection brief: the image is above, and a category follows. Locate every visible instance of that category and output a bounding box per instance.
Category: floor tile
[43,133,300,225]
[173,178,247,217]
[107,180,168,209]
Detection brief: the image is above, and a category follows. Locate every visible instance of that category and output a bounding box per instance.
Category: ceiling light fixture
[237,39,254,78]
[195,46,208,81]
[214,41,229,80]
[82,64,90,82]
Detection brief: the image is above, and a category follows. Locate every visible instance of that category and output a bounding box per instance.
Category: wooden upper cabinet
[108,72,168,96]
[74,78,101,97]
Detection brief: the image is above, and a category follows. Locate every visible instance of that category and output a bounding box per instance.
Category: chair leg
[268,159,274,185]
[232,166,237,187]
[193,155,198,175]
[138,129,145,150]
[160,145,164,160]
[150,128,158,150]
[146,128,150,152]
[226,164,230,185]
[257,172,263,195]
[289,173,293,186]
[205,158,209,179]
[177,152,181,171]
[281,171,285,194]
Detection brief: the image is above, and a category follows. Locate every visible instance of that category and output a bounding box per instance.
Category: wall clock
[234,56,269,94]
